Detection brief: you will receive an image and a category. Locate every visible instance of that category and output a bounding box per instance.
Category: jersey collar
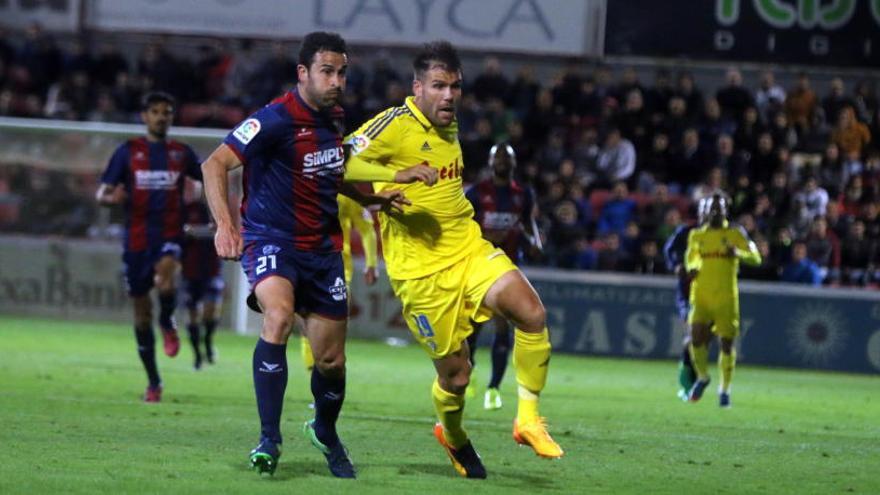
[405,96,459,137]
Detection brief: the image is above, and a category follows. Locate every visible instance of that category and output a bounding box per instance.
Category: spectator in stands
[692,166,725,203]
[508,65,540,119]
[730,173,754,216]
[548,198,587,268]
[645,69,674,118]
[633,239,666,274]
[748,132,780,186]
[656,207,683,244]
[840,220,875,286]
[781,241,823,285]
[785,73,818,136]
[825,201,850,239]
[822,77,851,126]
[716,68,753,121]
[676,71,704,120]
[831,106,871,166]
[597,181,636,236]
[733,106,764,154]
[862,201,880,240]
[853,79,878,127]
[838,176,867,218]
[768,110,799,150]
[755,70,785,122]
[698,97,736,148]
[794,176,830,223]
[805,215,840,282]
[714,133,748,180]
[670,127,708,192]
[766,171,792,223]
[94,43,129,87]
[638,132,672,191]
[87,91,125,123]
[616,88,650,153]
[640,183,674,235]
[595,127,636,186]
[740,236,778,281]
[596,232,631,271]
[472,56,509,103]
[660,95,691,145]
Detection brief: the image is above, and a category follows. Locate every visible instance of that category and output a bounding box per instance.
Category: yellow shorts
[390,239,518,359]
[687,293,740,339]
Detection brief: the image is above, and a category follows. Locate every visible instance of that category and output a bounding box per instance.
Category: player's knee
[316,354,346,379]
[520,301,546,332]
[262,307,295,342]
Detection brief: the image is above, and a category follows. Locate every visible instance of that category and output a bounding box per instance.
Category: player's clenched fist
[214,223,243,260]
[394,163,438,186]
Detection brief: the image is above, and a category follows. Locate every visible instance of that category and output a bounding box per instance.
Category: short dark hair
[413,41,461,79]
[298,31,347,67]
[141,91,175,110]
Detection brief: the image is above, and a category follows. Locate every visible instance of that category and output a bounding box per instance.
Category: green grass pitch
[1,316,877,494]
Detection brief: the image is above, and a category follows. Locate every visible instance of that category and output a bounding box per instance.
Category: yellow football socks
[432,378,467,449]
[301,336,314,373]
[689,343,710,380]
[719,350,736,393]
[513,328,551,425]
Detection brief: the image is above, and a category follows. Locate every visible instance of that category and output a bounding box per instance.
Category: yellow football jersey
[345,97,483,280]
[685,221,761,297]
[337,193,378,283]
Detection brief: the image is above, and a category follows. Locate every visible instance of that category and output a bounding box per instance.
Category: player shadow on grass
[232,459,328,480]
[398,462,557,487]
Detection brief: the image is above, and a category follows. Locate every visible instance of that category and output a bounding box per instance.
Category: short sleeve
[184,145,202,181]
[223,105,287,164]
[101,144,129,186]
[344,107,401,163]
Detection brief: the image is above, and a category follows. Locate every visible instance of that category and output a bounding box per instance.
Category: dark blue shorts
[182,275,225,309]
[122,241,182,296]
[240,239,347,320]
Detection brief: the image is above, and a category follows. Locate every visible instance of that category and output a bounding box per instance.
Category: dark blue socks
[311,366,346,448]
[134,325,160,387]
[158,291,176,329]
[488,326,512,389]
[253,338,288,445]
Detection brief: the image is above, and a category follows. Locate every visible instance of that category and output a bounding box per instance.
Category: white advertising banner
[0,0,81,32]
[86,0,603,56]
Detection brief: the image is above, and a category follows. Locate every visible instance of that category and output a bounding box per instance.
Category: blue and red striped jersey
[466,178,535,261]
[182,201,220,281]
[101,137,202,252]
[224,88,345,252]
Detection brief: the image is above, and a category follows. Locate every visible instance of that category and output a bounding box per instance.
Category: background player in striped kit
[465,143,542,410]
[95,91,202,402]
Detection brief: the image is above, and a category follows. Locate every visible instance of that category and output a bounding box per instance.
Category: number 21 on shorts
[413,314,434,338]
[255,254,277,275]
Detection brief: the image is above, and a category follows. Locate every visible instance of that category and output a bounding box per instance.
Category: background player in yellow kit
[301,193,379,376]
[344,41,562,479]
[685,193,761,407]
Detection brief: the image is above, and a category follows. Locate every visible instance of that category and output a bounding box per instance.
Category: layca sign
[86,0,604,56]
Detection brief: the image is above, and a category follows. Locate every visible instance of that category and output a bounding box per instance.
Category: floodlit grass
[0,317,877,494]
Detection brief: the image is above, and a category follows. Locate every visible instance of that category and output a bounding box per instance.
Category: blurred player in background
[464,143,541,411]
[345,41,563,479]
[685,193,761,407]
[663,199,707,401]
[300,193,379,378]
[201,32,431,478]
[95,91,202,403]
[181,190,223,370]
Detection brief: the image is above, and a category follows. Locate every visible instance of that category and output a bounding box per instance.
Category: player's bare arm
[95,183,126,206]
[340,183,410,213]
[201,143,243,260]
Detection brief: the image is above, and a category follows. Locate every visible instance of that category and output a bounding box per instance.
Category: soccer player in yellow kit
[685,194,761,407]
[301,194,379,373]
[344,41,562,479]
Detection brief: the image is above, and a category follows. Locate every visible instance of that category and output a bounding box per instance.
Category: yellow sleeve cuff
[344,155,396,183]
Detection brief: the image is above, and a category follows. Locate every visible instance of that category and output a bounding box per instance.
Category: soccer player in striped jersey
[685,194,761,407]
[96,91,202,403]
[201,32,434,478]
[465,143,541,410]
[181,198,224,370]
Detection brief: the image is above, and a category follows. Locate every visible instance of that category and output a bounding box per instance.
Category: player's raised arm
[201,143,243,260]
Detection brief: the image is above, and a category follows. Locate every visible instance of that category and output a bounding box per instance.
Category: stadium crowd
[1,26,878,287]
